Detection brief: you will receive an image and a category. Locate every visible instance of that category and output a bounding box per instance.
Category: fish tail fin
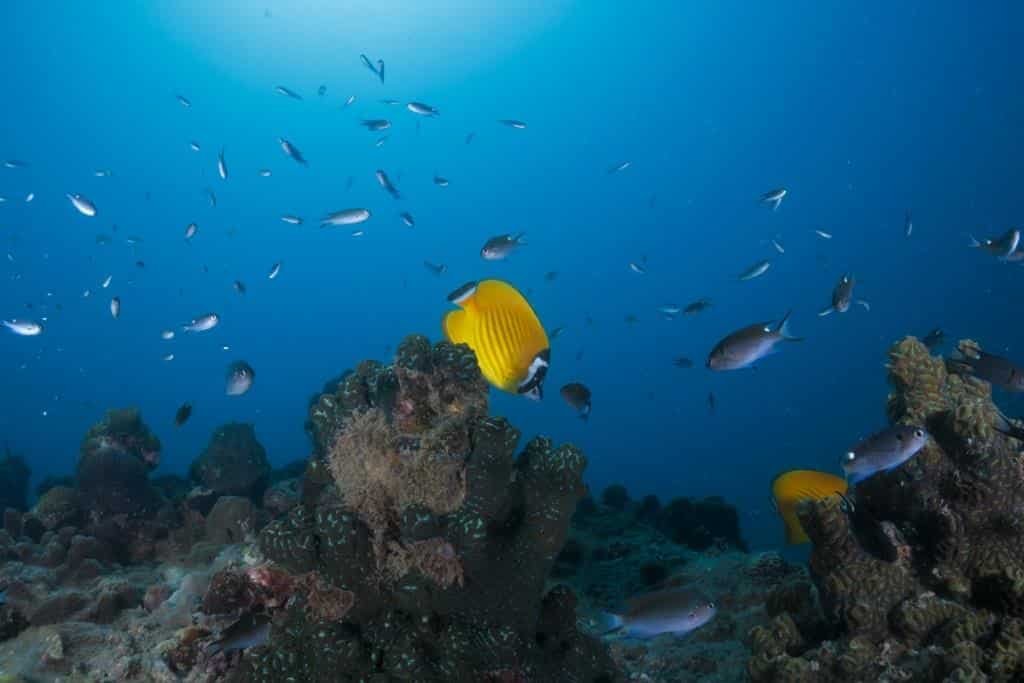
[968,235,981,248]
[772,197,782,211]
[776,311,803,341]
[598,613,625,636]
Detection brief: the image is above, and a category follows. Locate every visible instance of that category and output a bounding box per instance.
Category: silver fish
[233,280,246,295]
[400,212,415,228]
[25,192,34,203]
[321,208,370,227]
[433,175,449,187]
[350,230,365,238]
[3,319,43,336]
[602,588,716,639]
[281,215,303,225]
[969,228,1020,259]
[277,138,307,165]
[94,169,112,177]
[160,329,175,340]
[481,233,526,260]
[258,168,272,177]
[771,239,785,254]
[904,210,913,238]
[658,305,682,316]
[110,297,121,319]
[101,275,112,288]
[185,223,198,240]
[206,188,217,207]
[815,229,833,240]
[189,141,201,152]
[407,101,439,116]
[738,259,771,281]
[3,159,28,168]
[274,85,303,100]
[842,425,928,484]
[628,262,647,275]
[217,149,228,180]
[376,170,400,199]
[163,353,175,361]
[67,193,97,217]
[374,136,388,147]
[498,119,527,129]
[183,313,219,333]
[607,160,631,174]
[343,94,356,108]
[226,361,255,396]
[176,94,191,108]
[760,187,787,211]
[707,311,801,370]
[360,119,391,131]
[268,262,282,280]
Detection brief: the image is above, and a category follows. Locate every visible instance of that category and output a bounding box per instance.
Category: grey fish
[268,262,282,280]
[707,311,801,370]
[607,160,631,174]
[343,94,356,108]
[206,188,217,207]
[233,280,246,295]
[738,259,771,281]
[433,175,450,187]
[183,313,219,333]
[549,326,565,340]
[258,168,272,177]
[969,228,1020,258]
[947,348,1024,391]
[400,212,415,228]
[110,297,121,319]
[226,361,255,396]
[185,223,198,240]
[481,233,526,260]
[921,328,944,350]
[465,132,475,144]
[423,260,446,276]
[189,141,201,152]
[904,210,913,238]
[498,119,527,129]
[3,319,43,336]
[277,138,307,165]
[407,101,439,116]
[560,382,591,421]
[380,98,400,105]
[3,159,28,169]
[684,299,711,314]
[377,59,385,82]
[281,215,303,225]
[176,94,191,108]
[375,136,388,147]
[274,85,303,100]
[67,193,97,217]
[318,84,326,96]
[94,169,112,177]
[994,407,1024,441]
[361,119,390,131]
[673,356,694,368]
[602,588,716,639]
[842,425,929,484]
[208,613,270,654]
[217,149,228,180]
[359,54,379,78]
[321,208,371,227]
[760,187,787,211]
[376,170,400,199]
[818,273,861,316]
[628,262,646,274]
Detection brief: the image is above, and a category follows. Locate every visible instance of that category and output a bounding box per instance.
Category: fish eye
[688,611,696,619]
[914,428,924,438]
[845,451,856,462]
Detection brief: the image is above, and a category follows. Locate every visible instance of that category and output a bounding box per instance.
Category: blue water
[1,2,1022,550]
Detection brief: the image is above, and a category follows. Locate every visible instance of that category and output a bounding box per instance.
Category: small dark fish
[433,175,450,187]
[607,160,631,174]
[602,588,716,639]
[544,271,558,282]
[549,326,565,340]
[842,425,929,484]
[969,228,1020,258]
[921,328,945,350]
[175,94,191,108]
[560,382,592,420]
[673,357,694,368]
[376,170,400,199]
[819,274,868,315]
[707,392,716,414]
[208,613,271,655]
[174,402,192,427]
[233,280,246,295]
[994,407,1024,441]
[465,132,475,144]
[360,119,391,131]
[498,119,527,129]
[707,311,801,370]
[345,176,354,191]
[400,212,415,228]
[904,210,913,237]
[135,260,145,269]
[206,188,217,208]
[424,261,447,276]
[760,188,787,211]
[481,233,526,260]
[624,314,639,325]
[226,361,255,396]
[318,84,326,96]
[360,54,378,77]
[376,59,385,83]
[407,101,439,117]
[278,138,307,166]
[684,299,712,315]
[948,348,1024,391]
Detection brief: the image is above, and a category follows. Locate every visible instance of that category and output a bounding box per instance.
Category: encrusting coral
[245,334,621,682]
[750,336,1024,681]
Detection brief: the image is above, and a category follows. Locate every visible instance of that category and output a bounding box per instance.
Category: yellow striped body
[770,469,848,544]
[442,280,549,395]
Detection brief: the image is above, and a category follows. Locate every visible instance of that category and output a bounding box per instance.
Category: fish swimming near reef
[921,328,945,350]
[481,233,526,260]
[226,361,255,396]
[183,313,219,333]
[560,382,592,420]
[442,279,550,400]
[207,613,271,655]
[174,402,192,427]
[842,424,929,484]
[819,273,869,316]
[707,311,801,370]
[947,347,1024,392]
[601,588,716,639]
[738,259,771,281]
[771,469,849,544]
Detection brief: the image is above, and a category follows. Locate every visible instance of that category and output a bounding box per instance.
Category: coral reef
[250,334,621,681]
[749,336,1024,681]
[0,447,30,512]
[190,422,271,500]
[76,408,161,517]
[655,495,747,552]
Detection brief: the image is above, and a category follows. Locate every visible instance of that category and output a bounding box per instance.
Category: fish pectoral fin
[855,299,871,311]
[818,307,833,317]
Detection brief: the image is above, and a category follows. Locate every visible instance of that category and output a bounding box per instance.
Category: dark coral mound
[750,337,1024,681]
[190,422,271,500]
[656,495,747,552]
[76,407,161,517]
[0,447,31,511]
[245,335,621,682]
